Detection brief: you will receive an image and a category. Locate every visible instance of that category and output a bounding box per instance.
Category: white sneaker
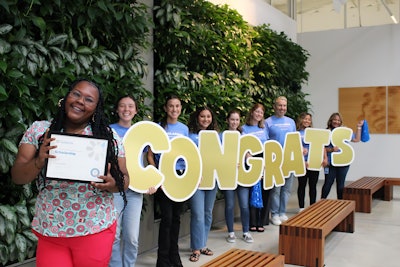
[271,215,282,226]
[226,233,236,243]
[243,232,254,243]
[280,214,289,222]
[298,208,305,213]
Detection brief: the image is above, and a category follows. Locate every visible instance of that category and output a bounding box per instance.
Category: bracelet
[357,127,362,130]
[34,157,42,170]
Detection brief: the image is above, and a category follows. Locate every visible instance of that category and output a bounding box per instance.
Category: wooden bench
[343,176,394,213]
[201,248,284,267]
[279,199,355,267]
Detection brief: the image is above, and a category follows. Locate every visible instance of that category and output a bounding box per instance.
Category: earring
[58,98,64,107]
[92,114,95,123]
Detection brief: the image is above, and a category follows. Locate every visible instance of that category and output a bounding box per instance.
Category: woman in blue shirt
[147,95,189,267]
[188,106,219,262]
[242,103,270,233]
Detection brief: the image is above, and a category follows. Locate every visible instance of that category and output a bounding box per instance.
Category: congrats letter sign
[124,121,355,202]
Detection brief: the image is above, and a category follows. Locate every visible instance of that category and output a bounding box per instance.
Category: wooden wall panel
[339,86,386,134]
[388,86,400,134]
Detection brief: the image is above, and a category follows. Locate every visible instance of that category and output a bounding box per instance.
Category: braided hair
[37,78,127,207]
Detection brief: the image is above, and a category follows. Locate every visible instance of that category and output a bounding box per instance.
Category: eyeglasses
[69,90,97,106]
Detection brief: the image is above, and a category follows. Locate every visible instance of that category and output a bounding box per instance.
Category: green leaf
[0,215,5,236]
[47,34,68,46]
[7,104,22,119]
[0,39,11,54]
[0,24,13,35]
[0,205,15,222]
[76,46,92,54]
[22,230,38,243]
[0,243,9,266]
[4,222,16,245]
[22,184,33,198]
[0,138,18,154]
[32,16,46,32]
[0,61,6,73]
[15,233,27,255]
[7,69,24,78]
[0,85,7,101]
[97,0,108,12]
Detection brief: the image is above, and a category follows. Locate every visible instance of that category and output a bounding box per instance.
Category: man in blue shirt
[265,96,296,226]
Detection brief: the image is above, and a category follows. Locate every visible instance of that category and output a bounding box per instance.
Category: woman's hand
[147,186,157,195]
[36,130,57,168]
[91,164,118,192]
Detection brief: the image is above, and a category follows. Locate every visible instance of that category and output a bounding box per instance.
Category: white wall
[208,0,297,41]
[298,25,400,180]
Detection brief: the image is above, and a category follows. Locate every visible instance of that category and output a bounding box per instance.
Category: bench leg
[383,184,393,201]
[343,188,372,213]
[334,210,355,233]
[280,227,324,267]
[306,229,325,267]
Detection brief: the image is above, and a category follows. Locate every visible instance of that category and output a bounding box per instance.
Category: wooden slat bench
[201,248,284,267]
[343,176,392,212]
[279,199,355,267]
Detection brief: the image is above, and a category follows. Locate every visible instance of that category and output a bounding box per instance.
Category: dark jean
[321,165,350,199]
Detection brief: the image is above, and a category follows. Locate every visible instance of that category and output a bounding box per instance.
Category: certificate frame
[45,132,108,182]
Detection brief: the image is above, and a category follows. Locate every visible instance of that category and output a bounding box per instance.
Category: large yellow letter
[124,121,169,193]
[238,134,263,186]
[199,130,240,190]
[264,140,284,189]
[281,132,305,177]
[331,127,354,166]
[304,128,331,170]
[159,137,201,202]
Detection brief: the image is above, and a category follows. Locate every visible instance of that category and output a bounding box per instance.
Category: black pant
[250,187,271,227]
[297,169,320,208]
[156,190,184,267]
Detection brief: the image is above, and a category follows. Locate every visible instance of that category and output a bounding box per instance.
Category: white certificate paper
[46,133,108,182]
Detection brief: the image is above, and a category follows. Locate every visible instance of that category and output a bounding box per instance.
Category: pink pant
[34,222,116,267]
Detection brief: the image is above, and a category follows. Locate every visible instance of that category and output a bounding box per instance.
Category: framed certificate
[46,133,108,182]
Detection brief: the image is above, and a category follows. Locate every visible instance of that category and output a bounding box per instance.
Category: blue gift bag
[361,119,370,142]
[250,181,263,208]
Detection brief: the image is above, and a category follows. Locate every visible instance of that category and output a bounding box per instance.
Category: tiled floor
[136,180,400,267]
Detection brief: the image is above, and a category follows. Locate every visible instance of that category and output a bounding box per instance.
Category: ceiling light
[381,0,398,24]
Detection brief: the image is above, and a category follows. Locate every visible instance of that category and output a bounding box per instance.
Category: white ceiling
[270,0,400,32]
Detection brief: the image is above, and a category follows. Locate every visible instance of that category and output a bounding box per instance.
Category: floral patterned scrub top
[20,120,125,237]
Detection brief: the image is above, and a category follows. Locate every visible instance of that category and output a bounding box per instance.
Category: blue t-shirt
[109,123,130,138]
[189,132,200,146]
[241,124,269,143]
[154,122,189,170]
[265,115,296,146]
[299,129,309,161]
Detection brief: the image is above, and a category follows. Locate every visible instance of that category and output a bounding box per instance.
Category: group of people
[11,78,364,267]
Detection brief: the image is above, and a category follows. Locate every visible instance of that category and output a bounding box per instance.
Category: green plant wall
[153,0,311,127]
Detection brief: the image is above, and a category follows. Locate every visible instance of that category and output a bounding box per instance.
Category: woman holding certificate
[11,79,129,267]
